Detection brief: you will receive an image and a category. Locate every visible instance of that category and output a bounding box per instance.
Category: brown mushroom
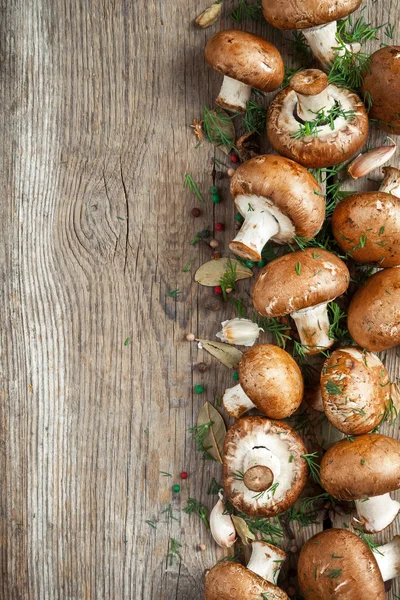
[223,416,308,517]
[361,46,400,135]
[223,344,304,420]
[262,0,362,66]
[267,70,369,168]
[252,248,350,354]
[332,166,400,267]
[320,434,400,532]
[298,529,400,599]
[229,154,324,261]
[205,30,284,113]
[321,347,390,435]
[347,267,400,352]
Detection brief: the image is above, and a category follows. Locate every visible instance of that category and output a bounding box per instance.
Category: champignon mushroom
[267,69,369,168]
[252,248,350,355]
[321,347,390,435]
[347,267,400,352]
[361,46,400,135]
[205,30,284,113]
[262,0,362,66]
[223,344,304,420]
[298,529,400,599]
[205,541,290,599]
[332,166,400,267]
[320,434,400,532]
[223,416,308,517]
[229,154,325,261]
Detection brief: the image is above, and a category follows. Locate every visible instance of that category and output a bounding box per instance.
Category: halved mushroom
[205,541,289,599]
[298,529,400,599]
[320,434,400,532]
[223,416,308,517]
[205,30,284,113]
[361,46,400,135]
[252,248,350,354]
[321,347,390,435]
[229,154,324,261]
[332,166,400,267]
[223,344,304,419]
[347,267,400,352]
[267,69,369,168]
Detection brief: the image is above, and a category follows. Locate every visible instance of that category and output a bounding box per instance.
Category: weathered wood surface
[1,0,399,598]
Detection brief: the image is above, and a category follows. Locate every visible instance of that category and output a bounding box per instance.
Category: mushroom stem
[247,541,286,583]
[375,536,400,582]
[302,21,361,68]
[217,75,252,113]
[222,383,256,419]
[291,302,333,354]
[379,166,400,198]
[354,493,400,533]
[243,447,280,492]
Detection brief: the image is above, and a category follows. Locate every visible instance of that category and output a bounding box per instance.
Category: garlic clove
[194,3,222,29]
[210,491,237,548]
[216,318,263,347]
[348,142,397,179]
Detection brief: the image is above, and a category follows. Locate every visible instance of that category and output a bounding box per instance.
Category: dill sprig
[229,0,262,23]
[243,99,267,135]
[230,296,248,318]
[328,301,350,343]
[220,258,238,300]
[289,31,313,65]
[324,380,345,395]
[356,529,384,555]
[337,11,384,45]
[326,568,342,579]
[145,520,157,528]
[184,173,204,203]
[165,288,181,298]
[189,421,214,457]
[167,538,182,566]
[162,503,179,521]
[253,315,291,348]
[183,498,210,529]
[301,452,321,484]
[291,104,356,140]
[237,513,284,544]
[182,259,193,272]
[203,105,236,152]
[381,397,398,425]
[207,478,222,495]
[328,49,371,91]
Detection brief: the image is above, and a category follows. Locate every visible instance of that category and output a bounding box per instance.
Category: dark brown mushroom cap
[320,434,400,500]
[361,46,400,135]
[321,347,390,435]
[298,529,385,600]
[347,267,400,352]
[205,30,284,92]
[332,191,400,267]
[205,562,290,600]
[252,249,350,317]
[223,416,308,517]
[267,86,369,168]
[239,344,304,419]
[262,0,362,30]
[230,155,324,242]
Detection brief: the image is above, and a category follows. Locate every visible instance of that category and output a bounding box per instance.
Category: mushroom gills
[247,540,286,583]
[223,383,256,418]
[374,536,400,582]
[355,493,400,533]
[291,302,333,354]
[302,21,361,68]
[217,75,252,112]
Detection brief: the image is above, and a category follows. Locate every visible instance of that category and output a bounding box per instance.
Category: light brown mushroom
[223,416,308,517]
[205,30,284,113]
[267,70,369,168]
[320,434,400,532]
[332,166,400,267]
[361,46,400,135]
[298,529,400,599]
[262,0,362,66]
[252,248,350,354]
[229,154,324,262]
[347,267,400,352]
[321,347,390,435]
[223,344,304,420]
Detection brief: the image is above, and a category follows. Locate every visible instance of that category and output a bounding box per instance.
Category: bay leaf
[231,515,255,546]
[195,258,253,287]
[197,402,226,463]
[197,339,243,369]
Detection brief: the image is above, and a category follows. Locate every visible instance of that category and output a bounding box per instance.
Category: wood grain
[0,0,399,598]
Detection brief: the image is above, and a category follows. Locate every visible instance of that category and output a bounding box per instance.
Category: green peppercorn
[212,194,221,204]
[172,484,181,493]
[257,259,267,267]
[194,384,205,394]
[210,185,218,194]
[235,212,244,222]
[233,371,239,381]
[245,260,255,268]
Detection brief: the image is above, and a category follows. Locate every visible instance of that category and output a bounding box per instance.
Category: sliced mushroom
[267,69,369,168]
[252,248,350,354]
[320,434,400,532]
[205,30,284,113]
[223,416,308,517]
[229,154,324,261]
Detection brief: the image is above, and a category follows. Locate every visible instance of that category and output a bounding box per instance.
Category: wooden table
[1,0,399,598]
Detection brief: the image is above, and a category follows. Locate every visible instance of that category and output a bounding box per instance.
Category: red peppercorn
[230,154,239,163]
[180,471,188,480]
[215,222,224,231]
[191,207,201,217]
[214,286,223,294]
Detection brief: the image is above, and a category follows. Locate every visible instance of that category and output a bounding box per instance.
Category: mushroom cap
[230,155,324,243]
[361,46,400,135]
[204,561,290,600]
[332,191,400,267]
[321,347,390,435]
[320,433,400,500]
[239,344,304,419]
[298,529,385,600]
[347,267,400,352]
[252,248,350,318]
[223,416,308,517]
[267,85,369,168]
[205,30,284,92]
[262,0,362,30]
